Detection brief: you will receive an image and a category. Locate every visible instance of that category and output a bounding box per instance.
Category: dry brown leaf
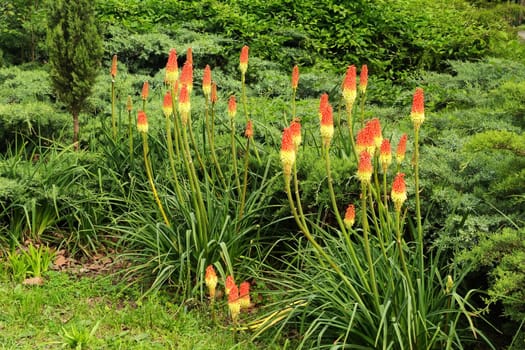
[22,277,44,286]
[54,255,67,268]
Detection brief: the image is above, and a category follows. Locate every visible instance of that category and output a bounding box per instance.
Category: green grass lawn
[0,269,267,349]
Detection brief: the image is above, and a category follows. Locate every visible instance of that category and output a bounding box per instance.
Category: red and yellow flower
[379,139,392,172]
[202,65,212,98]
[165,48,178,85]
[291,65,299,90]
[280,127,296,180]
[178,85,191,126]
[205,265,218,300]
[239,281,251,309]
[391,173,407,211]
[320,104,334,147]
[162,90,173,118]
[396,134,408,164]
[410,88,425,130]
[342,65,357,106]
[344,204,355,229]
[359,64,368,94]
[137,111,148,133]
[239,45,249,75]
[357,151,373,184]
[228,95,237,119]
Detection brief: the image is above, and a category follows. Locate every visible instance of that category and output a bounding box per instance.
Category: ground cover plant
[0,0,524,349]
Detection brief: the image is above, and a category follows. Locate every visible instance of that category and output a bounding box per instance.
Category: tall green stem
[111,80,116,140]
[141,132,170,227]
[361,182,380,308]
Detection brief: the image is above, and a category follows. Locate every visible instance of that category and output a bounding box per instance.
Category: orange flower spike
[186,47,193,66]
[342,65,357,106]
[379,139,392,172]
[410,88,425,130]
[396,134,408,164]
[126,95,132,112]
[165,48,179,85]
[137,111,148,133]
[141,81,149,101]
[227,283,241,323]
[291,65,299,90]
[178,85,191,126]
[205,265,218,300]
[239,281,251,309]
[359,64,368,94]
[211,82,218,104]
[320,104,334,147]
[225,275,235,296]
[202,65,212,98]
[357,151,373,184]
[180,62,193,94]
[344,204,355,229]
[366,118,383,150]
[280,127,296,181]
[228,95,237,119]
[391,173,407,211]
[289,118,302,150]
[239,45,249,75]
[319,93,329,120]
[355,126,375,155]
[162,90,173,118]
[245,120,253,138]
[110,54,117,79]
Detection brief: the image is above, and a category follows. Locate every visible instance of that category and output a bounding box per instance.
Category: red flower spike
[239,45,249,75]
[211,82,218,104]
[225,275,235,296]
[165,48,179,85]
[379,139,392,171]
[245,120,253,138]
[356,126,375,155]
[342,65,357,106]
[239,281,251,309]
[141,81,149,101]
[178,85,191,126]
[280,127,296,180]
[162,91,173,118]
[227,283,241,322]
[396,134,408,164]
[180,61,193,94]
[110,54,117,79]
[289,118,302,150]
[320,104,334,147]
[319,93,329,120]
[228,95,237,118]
[186,47,193,66]
[205,265,218,300]
[410,88,425,130]
[344,204,355,229]
[137,111,148,133]
[357,151,373,184]
[366,118,383,150]
[359,65,368,94]
[202,65,212,98]
[391,173,407,211]
[291,65,299,90]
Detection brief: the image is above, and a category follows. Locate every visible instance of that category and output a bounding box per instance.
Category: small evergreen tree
[46,0,102,149]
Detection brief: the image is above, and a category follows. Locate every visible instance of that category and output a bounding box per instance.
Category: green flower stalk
[110,55,117,140]
[137,111,170,227]
[126,95,133,158]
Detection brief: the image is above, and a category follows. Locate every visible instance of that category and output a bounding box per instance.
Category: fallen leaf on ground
[22,277,44,286]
